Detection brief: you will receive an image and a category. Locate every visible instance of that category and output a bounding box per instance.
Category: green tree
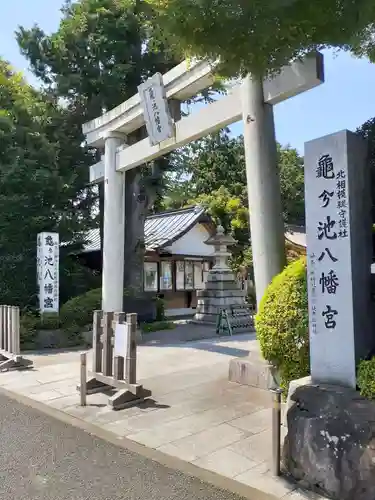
[184,130,247,200]
[357,117,375,223]
[161,172,196,210]
[167,129,305,225]
[278,144,305,226]
[147,0,375,76]
[17,0,179,296]
[191,186,251,276]
[0,60,98,308]
[162,129,245,209]
[17,0,177,117]
[162,130,305,276]
[193,186,249,242]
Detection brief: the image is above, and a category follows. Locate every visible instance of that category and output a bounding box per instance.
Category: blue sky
[2,0,375,153]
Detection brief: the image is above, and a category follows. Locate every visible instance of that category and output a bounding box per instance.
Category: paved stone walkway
[0,332,327,500]
[139,322,221,345]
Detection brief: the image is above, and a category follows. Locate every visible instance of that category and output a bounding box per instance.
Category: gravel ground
[0,392,250,500]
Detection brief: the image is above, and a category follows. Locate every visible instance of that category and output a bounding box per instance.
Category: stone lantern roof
[204,225,236,247]
[205,226,235,271]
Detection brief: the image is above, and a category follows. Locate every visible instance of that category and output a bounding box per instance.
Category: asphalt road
[0,392,249,500]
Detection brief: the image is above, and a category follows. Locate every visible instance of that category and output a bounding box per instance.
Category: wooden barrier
[78,310,151,410]
[216,304,255,336]
[0,305,32,371]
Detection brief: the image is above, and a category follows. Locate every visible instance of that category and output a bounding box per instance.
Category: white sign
[114,322,129,358]
[138,73,174,146]
[37,232,59,313]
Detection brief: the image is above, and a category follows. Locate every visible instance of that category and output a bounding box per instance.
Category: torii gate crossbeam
[83,53,324,311]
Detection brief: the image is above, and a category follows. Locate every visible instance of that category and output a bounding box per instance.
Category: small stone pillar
[193,226,250,327]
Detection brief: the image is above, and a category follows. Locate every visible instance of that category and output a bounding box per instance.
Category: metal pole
[270,388,283,476]
[80,352,87,406]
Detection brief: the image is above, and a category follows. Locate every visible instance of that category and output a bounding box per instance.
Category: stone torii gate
[83,54,324,312]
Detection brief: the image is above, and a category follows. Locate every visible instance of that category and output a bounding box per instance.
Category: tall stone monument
[304,129,373,388]
[194,226,251,329]
[283,130,375,500]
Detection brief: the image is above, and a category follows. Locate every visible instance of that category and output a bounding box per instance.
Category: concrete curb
[0,384,278,500]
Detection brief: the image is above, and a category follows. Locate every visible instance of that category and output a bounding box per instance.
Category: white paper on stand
[114,323,128,358]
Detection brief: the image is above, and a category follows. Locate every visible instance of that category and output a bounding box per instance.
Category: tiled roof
[82,205,207,253]
[81,229,101,253]
[285,225,306,248]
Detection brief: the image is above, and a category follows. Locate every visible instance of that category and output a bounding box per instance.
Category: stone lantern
[193,225,251,328]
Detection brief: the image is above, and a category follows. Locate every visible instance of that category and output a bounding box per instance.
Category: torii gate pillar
[242,76,286,306]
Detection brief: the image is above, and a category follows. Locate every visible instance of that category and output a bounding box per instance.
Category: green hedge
[357,358,375,399]
[141,320,175,333]
[240,253,375,399]
[19,311,39,349]
[39,312,60,330]
[155,296,165,321]
[255,257,309,392]
[19,290,102,349]
[19,288,167,350]
[59,288,166,329]
[59,288,102,331]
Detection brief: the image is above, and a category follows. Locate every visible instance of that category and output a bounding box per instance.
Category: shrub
[59,288,102,330]
[155,296,165,321]
[60,324,85,347]
[141,320,175,333]
[39,312,60,330]
[285,240,306,264]
[20,311,39,349]
[255,256,309,392]
[357,357,375,399]
[59,287,141,331]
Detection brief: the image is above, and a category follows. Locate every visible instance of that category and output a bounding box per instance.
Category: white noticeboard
[138,73,174,146]
[37,232,59,313]
[114,323,129,358]
[304,131,355,387]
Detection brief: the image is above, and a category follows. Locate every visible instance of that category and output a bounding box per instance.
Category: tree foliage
[17,0,180,294]
[0,60,98,308]
[17,0,178,119]
[192,187,248,239]
[166,130,305,224]
[357,117,375,222]
[147,0,375,76]
[192,186,250,274]
[185,131,247,200]
[278,144,305,225]
[162,130,305,275]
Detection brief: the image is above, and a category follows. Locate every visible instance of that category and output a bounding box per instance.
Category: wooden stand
[0,305,33,371]
[78,311,151,410]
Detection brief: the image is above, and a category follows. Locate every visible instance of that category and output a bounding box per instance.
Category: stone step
[196,290,246,298]
[228,353,279,391]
